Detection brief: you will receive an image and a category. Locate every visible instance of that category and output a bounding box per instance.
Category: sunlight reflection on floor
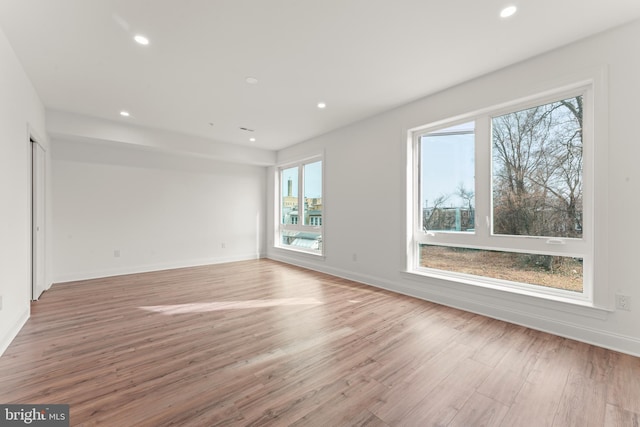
[139,298,323,315]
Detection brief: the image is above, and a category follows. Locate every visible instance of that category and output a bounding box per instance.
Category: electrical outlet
[221,242,226,249]
[0,295,3,311]
[615,294,631,311]
[114,249,120,258]
[352,253,357,262]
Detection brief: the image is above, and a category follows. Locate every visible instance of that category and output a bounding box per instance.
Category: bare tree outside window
[492,96,583,238]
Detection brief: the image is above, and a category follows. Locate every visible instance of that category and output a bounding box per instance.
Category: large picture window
[278,158,323,254]
[411,87,594,302]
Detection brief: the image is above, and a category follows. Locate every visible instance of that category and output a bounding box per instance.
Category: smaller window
[277,158,323,254]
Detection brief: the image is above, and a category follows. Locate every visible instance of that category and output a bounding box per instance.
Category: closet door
[32,140,46,300]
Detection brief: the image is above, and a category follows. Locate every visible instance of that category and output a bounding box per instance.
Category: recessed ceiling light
[134,35,149,45]
[317,102,327,109]
[120,111,130,117]
[245,77,258,84]
[250,137,256,142]
[500,5,517,18]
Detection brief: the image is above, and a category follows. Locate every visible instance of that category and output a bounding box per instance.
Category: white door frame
[31,137,46,301]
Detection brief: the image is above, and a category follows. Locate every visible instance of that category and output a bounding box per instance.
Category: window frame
[276,155,324,256]
[408,82,600,305]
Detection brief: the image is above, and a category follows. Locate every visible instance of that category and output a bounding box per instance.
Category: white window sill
[273,245,325,258]
[402,269,612,320]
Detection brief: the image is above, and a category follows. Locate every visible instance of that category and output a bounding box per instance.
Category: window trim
[275,155,324,256]
[406,77,609,309]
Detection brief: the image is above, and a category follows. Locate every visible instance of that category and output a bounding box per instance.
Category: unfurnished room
[1,1,640,426]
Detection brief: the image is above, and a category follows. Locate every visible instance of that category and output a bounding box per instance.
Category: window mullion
[474,116,491,243]
[299,164,305,226]
[414,133,423,237]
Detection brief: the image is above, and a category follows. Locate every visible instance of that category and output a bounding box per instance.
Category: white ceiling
[1,0,640,151]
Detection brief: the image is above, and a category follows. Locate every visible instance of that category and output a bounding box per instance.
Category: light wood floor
[1,259,639,426]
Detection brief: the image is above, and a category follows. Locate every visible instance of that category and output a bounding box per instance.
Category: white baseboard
[53,253,264,283]
[0,308,29,358]
[268,252,640,357]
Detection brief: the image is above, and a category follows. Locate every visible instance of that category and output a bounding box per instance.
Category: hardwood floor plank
[288,375,388,427]
[366,321,460,388]
[552,370,607,427]
[476,368,527,407]
[499,337,574,427]
[476,334,546,406]
[369,341,474,425]
[448,392,509,427]
[607,351,640,414]
[396,358,492,426]
[604,404,640,427]
[0,259,638,426]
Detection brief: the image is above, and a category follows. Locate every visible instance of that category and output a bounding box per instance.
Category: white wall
[0,26,50,355]
[52,139,267,282]
[268,19,640,356]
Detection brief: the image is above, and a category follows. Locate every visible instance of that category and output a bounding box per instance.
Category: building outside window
[278,158,323,254]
